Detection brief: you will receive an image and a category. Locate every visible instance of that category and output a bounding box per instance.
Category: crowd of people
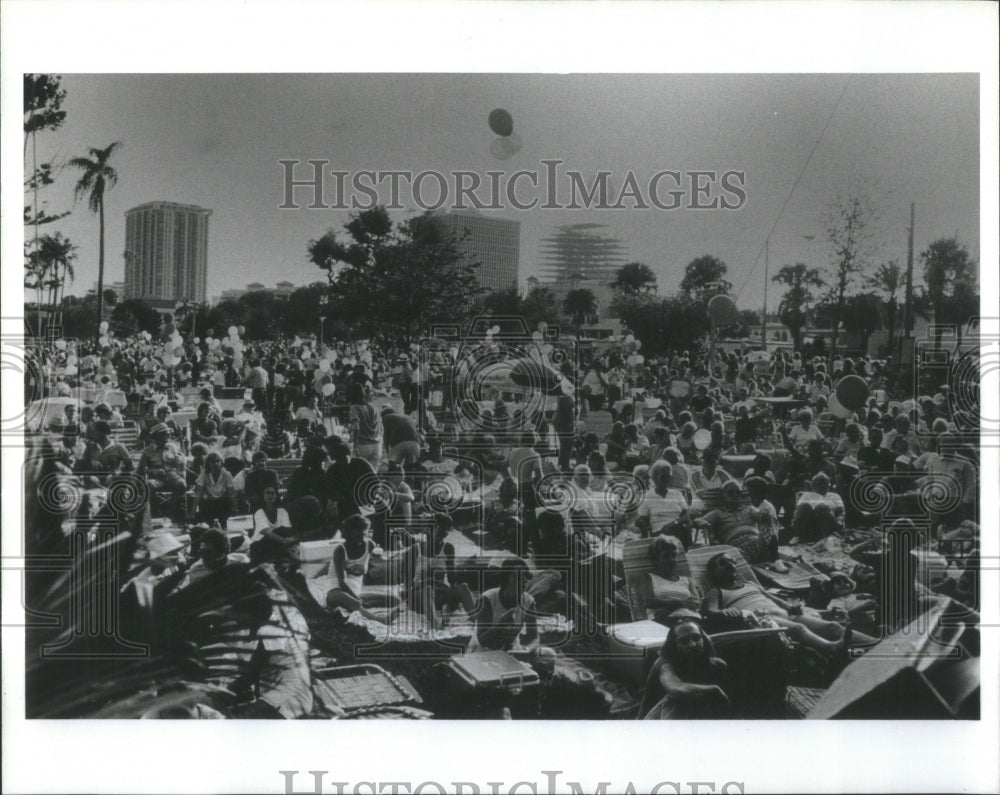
[24,313,981,719]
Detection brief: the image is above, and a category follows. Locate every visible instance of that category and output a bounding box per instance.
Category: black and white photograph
[3,2,998,794]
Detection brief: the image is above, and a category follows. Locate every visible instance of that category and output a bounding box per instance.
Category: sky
[28,73,979,311]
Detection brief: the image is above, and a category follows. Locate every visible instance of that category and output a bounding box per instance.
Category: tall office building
[434,211,520,293]
[538,223,628,316]
[124,201,211,304]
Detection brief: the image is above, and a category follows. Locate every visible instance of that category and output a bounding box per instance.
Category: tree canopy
[308,207,484,346]
[679,255,732,302]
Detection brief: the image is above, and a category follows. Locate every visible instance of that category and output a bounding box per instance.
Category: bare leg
[327,588,398,624]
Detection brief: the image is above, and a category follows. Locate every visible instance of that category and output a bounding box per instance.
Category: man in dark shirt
[324,437,376,521]
[381,407,422,466]
[240,451,281,513]
[689,384,714,414]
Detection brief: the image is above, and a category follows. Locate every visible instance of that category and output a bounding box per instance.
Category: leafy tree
[24,74,71,336]
[110,299,162,337]
[823,192,877,356]
[69,142,123,342]
[773,262,825,351]
[522,285,565,331]
[612,262,657,295]
[308,207,484,347]
[921,236,978,346]
[679,255,732,302]
[563,288,598,330]
[103,289,119,307]
[865,261,903,355]
[840,292,883,355]
[615,294,710,357]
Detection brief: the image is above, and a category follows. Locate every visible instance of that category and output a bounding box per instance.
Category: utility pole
[903,203,915,341]
[762,238,769,352]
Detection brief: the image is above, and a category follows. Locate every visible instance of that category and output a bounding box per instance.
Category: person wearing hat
[137,421,187,497]
[695,480,778,564]
[78,419,134,479]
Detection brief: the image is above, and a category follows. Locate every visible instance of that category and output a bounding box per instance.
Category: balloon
[64,365,77,376]
[228,326,237,337]
[66,355,77,366]
[490,137,517,160]
[321,382,335,397]
[173,346,185,358]
[836,375,869,411]
[707,294,739,326]
[238,325,245,336]
[488,108,514,137]
[99,321,109,334]
[828,393,853,419]
[318,358,330,372]
[693,428,712,451]
[99,336,109,347]
[55,339,66,350]
[634,340,642,350]
[491,325,501,335]
[636,355,645,365]
[625,335,635,344]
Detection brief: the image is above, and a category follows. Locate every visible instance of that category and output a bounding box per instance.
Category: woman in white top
[324,515,398,624]
[253,486,292,538]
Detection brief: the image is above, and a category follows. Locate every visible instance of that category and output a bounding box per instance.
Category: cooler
[297,539,341,579]
[447,650,540,694]
[604,619,669,685]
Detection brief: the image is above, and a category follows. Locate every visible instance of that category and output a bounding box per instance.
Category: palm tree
[68,142,122,342]
[773,263,824,352]
[563,288,598,333]
[38,233,77,311]
[866,261,903,355]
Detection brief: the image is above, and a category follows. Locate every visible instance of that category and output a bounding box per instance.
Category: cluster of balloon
[835,374,868,412]
[627,353,646,367]
[322,382,336,396]
[488,108,522,161]
[707,294,739,328]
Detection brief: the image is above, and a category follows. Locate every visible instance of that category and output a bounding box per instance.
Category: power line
[735,76,852,302]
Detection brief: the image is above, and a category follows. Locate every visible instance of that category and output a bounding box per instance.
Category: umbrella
[507,358,569,396]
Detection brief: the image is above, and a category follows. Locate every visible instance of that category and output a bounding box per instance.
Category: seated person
[467,557,540,654]
[695,481,778,564]
[321,514,399,624]
[252,485,293,540]
[193,451,238,528]
[529,509,591,616]
[485,477,522,552]
[235,451,280,513]
[689,448,735,497]
[703,551,870,654]
[638,616,731,720]
[784,408,825,455]
[189,402,220,447]
[407,515,476,628]
[136,422,187,496]
[186,442,209,488]
[77,420,133,480]
[183,526,251,586]
[639,535,700,622]
[635,460,691,546]
[792,472,845,542]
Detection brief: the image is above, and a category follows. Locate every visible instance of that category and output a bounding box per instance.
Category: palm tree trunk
[96,197,105,344]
